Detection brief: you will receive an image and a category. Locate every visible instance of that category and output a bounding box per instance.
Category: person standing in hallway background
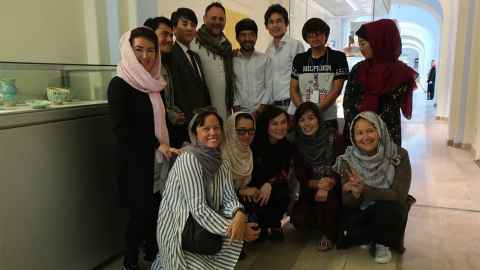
[342,19,417,146]
[168,8,211,148]
[191,2,235,120]
[427,59,436,100]
[233,18,273,117]
[264,4,305,112]
[107,27,180,270]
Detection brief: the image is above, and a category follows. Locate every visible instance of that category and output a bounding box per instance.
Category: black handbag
[181,214,223,255]
[181,179,222,255]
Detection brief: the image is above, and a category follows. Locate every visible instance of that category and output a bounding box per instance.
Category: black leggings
[341,201,407,248]
[124,192,161,265]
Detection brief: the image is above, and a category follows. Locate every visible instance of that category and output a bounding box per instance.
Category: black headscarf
[294,102,335,178]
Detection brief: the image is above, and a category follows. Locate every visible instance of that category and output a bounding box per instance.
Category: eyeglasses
[236,128,255,136]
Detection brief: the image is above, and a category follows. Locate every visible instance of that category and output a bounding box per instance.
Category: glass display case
[0,61,116,114]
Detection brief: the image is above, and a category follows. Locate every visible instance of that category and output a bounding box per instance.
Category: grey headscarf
[184,112,223,208]
[295,119,335,179]
[333,111,401,189]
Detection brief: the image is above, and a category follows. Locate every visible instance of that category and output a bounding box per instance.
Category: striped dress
[152,152,244,270]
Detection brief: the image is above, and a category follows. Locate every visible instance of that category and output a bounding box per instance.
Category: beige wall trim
[436,116,449,121]
[448,140,472,151]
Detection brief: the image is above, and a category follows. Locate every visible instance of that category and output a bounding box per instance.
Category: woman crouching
[152,110,260,270]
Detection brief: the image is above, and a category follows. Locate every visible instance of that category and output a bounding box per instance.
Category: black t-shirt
[291,47,349,120]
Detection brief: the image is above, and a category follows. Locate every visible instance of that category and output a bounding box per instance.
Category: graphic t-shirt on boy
[291,47,349,120]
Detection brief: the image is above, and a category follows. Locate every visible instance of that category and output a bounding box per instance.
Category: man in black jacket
[168,8,211,147]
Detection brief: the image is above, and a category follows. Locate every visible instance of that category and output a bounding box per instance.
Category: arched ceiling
[392,0,443,21]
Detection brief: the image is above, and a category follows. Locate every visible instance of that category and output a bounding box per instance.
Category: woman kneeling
[334,111,411,264]
[291,102,341,251]
[152,111,260,270]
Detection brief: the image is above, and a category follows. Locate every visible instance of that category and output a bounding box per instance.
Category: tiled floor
[100,89,480,270]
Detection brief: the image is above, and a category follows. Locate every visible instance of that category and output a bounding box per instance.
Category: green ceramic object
[0,79,17,107]
[26,99,50,109]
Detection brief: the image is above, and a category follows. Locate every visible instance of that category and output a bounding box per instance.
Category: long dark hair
[294,102,322,131]
[253,105,288,147]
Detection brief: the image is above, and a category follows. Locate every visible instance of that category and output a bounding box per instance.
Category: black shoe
[336,230,349,250]
[122,263,139,270]
[239,249,247,260]
[256,228,268,242]
[270,229,284,242]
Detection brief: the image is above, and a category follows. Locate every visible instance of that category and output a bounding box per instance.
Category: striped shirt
[152,152,244,270]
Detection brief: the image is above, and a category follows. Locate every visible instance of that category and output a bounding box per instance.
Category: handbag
[181,178,222,255]
[181,214,222,255]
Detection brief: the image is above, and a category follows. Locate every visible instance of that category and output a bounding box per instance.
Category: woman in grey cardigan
[152,110,260,270]
[333,111,411,264]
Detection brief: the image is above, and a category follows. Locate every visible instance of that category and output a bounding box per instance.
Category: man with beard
[191,2,234,119]
[232,18,272,117]
[290,18,348,132]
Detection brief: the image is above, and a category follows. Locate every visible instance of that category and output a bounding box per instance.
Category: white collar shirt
[265,35,305,101]
[233,50,273,112]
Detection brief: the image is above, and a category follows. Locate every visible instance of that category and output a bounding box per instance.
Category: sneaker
[374,244,392,264]
[360,244,369,250]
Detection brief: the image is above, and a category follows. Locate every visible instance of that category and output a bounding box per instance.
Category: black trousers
[291,190,340,242]
[124,192,161,265]
[254,182,290,229]
[340,201,407,249]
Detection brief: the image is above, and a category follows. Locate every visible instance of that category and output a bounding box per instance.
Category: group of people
[107,2,418,270]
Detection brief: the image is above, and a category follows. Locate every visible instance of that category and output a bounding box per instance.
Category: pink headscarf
[117,29,169,145]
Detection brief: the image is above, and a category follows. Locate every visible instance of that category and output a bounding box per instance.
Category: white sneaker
[374,244,392,264]
[360,244,369,250]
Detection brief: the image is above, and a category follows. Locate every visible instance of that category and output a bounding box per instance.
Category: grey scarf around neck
[295,122,335,178]
[185,113,223,209]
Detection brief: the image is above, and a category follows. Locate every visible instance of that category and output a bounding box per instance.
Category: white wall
[0,0,87,64]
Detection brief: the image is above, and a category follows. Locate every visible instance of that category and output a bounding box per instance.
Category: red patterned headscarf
[356,19,417,119]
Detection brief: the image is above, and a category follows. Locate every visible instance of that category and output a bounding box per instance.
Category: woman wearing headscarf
[222,112,256,192]
[152,110,260,270]
[343,19,418,146]
[248,105,294,241]
[222,112,257,259]
[107,27,180,269]
[291,102,340,251]
[333,111,412,264]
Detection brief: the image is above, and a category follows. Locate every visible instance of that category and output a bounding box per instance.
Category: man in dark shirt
[290,18,349,130]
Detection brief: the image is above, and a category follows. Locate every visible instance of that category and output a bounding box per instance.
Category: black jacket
[107,76,159,207]
[166,42,211,147]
